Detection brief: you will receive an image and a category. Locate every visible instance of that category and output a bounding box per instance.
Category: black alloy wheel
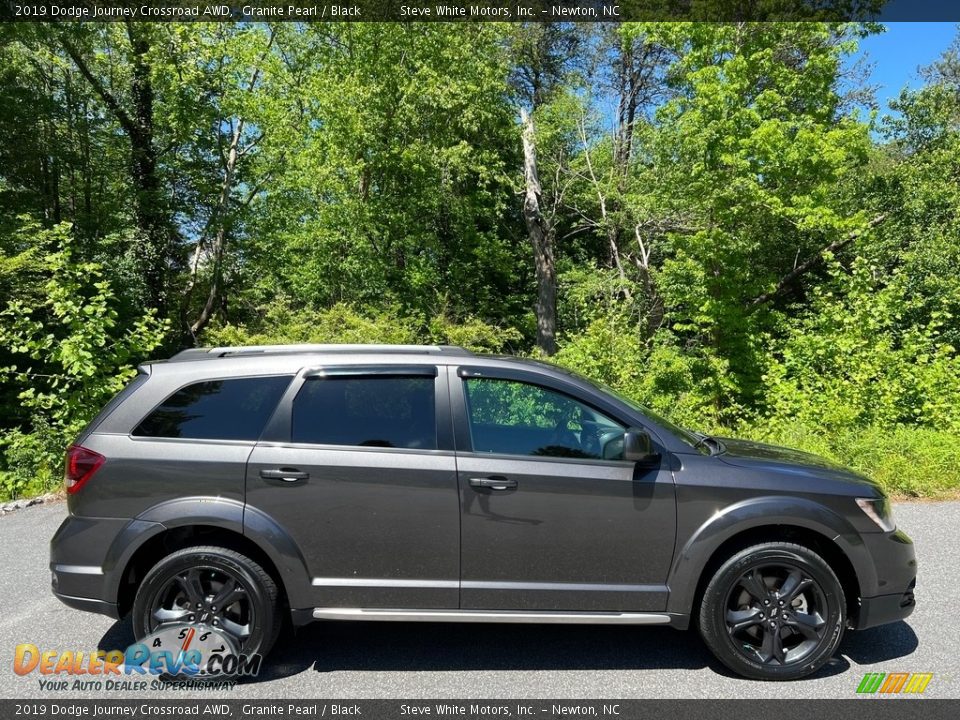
[132,546,280,664]
[724,563,828,666]
[699,542,846,680]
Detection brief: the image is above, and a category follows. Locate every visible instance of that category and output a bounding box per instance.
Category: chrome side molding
[312,607,672,624]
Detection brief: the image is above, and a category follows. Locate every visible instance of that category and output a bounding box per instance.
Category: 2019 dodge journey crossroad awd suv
[50,343,917,680]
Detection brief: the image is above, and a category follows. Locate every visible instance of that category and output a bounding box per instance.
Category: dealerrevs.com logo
[13,624,261,691]
[856,672,934,695]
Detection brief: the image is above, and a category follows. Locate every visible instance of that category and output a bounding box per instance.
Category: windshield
[597,382,702,447]
[545,363,702,448]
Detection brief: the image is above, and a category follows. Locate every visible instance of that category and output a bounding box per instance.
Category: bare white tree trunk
[520,107,557,356]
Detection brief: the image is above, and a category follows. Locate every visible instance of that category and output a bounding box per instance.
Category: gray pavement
[0,500,955,699]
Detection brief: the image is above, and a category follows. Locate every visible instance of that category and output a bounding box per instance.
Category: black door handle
[469,476,517,491]
[260,468,309,482]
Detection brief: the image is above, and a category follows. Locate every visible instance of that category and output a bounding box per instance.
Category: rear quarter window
[133,376,292,441]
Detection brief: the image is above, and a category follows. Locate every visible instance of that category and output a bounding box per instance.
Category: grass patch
[745,422,960,499]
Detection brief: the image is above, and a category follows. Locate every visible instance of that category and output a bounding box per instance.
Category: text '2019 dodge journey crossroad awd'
[51,344,917,680]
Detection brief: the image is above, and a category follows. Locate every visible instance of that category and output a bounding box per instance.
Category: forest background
[2,21,959,500]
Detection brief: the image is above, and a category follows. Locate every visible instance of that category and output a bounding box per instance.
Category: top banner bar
[2,0,958,22]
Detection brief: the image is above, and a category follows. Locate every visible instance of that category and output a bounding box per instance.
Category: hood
[716,437,884,494]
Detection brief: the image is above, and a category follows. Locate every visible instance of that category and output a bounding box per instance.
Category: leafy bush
[745,421,960,498]
[0,226,167,500]
[763,257,960,433]
[204,299,522,354]
[553,316,716,429]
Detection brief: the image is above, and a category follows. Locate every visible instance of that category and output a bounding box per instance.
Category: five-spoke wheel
[700,542,845,680]
[132,546,280,664]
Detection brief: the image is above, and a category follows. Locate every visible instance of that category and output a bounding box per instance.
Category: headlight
[856,497,896,532]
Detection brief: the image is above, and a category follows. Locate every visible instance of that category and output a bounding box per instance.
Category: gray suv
[50,344,916,680]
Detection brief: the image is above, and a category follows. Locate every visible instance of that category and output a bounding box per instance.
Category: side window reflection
[463,378,625,460]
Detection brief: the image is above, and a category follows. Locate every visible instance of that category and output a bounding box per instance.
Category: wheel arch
[687,524,861,626]
[106,497,312,616]
[667,496,870,624]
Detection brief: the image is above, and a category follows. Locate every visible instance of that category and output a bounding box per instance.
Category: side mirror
[623,429,659,464]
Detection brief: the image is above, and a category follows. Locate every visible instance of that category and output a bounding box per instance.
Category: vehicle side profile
[51,344,917,680]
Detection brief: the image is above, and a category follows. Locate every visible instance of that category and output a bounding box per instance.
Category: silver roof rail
[168,344,473,362]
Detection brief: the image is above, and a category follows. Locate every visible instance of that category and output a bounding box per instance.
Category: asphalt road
[1,500,956,699]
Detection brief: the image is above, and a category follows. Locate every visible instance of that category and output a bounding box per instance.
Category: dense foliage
[1,22,958,499]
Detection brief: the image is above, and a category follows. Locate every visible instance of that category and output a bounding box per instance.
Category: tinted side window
[292,376,436,449]
[133,376,292,441]
[464,378,625,459]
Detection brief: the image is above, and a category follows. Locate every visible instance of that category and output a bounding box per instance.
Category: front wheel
[699,542,845,680]
[132,546,281,670]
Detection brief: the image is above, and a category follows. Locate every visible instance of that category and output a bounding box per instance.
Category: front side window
[133,376,292,441]
[463,378,625,459]
[291,376,437,449]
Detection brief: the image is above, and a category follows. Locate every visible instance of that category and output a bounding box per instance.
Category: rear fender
[100,497,313,608]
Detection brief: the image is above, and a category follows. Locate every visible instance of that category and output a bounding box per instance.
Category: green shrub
[0,421,64,500]
[204,299,522,354]
[763,258,960,432]
[0,227,167,500]
[553,316,717,429]
[742,420,960,498]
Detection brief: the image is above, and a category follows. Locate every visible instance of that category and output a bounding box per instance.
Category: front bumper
[851,527,917,630]
[854,580,916,629]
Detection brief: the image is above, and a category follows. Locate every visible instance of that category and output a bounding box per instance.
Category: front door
[245,365,460,609]
[452,368,676,612]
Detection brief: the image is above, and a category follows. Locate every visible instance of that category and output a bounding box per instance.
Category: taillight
[64,445,105,494]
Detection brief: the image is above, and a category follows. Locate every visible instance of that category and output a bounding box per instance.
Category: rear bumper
[52,590,120,620]
[50,513,162,618]
[852,527,917,630]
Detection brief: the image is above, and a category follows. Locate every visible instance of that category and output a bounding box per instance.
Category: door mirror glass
[623,429,658,464]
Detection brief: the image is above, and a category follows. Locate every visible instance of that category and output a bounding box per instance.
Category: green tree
[626,22,876,420]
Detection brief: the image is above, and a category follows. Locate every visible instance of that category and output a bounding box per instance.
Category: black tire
[699,542,845,680]
[132,546,281,667]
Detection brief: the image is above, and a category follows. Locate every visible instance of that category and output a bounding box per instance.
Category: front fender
[666,495,874,616]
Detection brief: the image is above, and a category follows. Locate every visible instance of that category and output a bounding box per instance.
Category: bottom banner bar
[1,699,956,720]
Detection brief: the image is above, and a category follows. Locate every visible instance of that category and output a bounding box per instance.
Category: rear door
[451,366,677,612]
[245,364,460,609]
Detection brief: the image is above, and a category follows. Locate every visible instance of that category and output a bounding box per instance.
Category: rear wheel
[132,546,281,668]
[699,542,845,680]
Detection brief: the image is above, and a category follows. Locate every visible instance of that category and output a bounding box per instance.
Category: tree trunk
[606,38,639,269]
[58,25,172,315]
[520,107,557,356]
[125,23,169,315]
[189,118,244,338]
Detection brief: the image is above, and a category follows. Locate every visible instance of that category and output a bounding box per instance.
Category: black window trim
[303,364,438,379]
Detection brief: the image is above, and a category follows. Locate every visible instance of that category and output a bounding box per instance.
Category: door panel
[458,455,674,611]
[246,445,459,608]
[245,367,460,610]
[454,371,677,612]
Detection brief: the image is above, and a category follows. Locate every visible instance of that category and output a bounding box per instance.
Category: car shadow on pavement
[97,617,919,685]
[256,623,716,682]
[839,621,919,665]
[98,616,136,651]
